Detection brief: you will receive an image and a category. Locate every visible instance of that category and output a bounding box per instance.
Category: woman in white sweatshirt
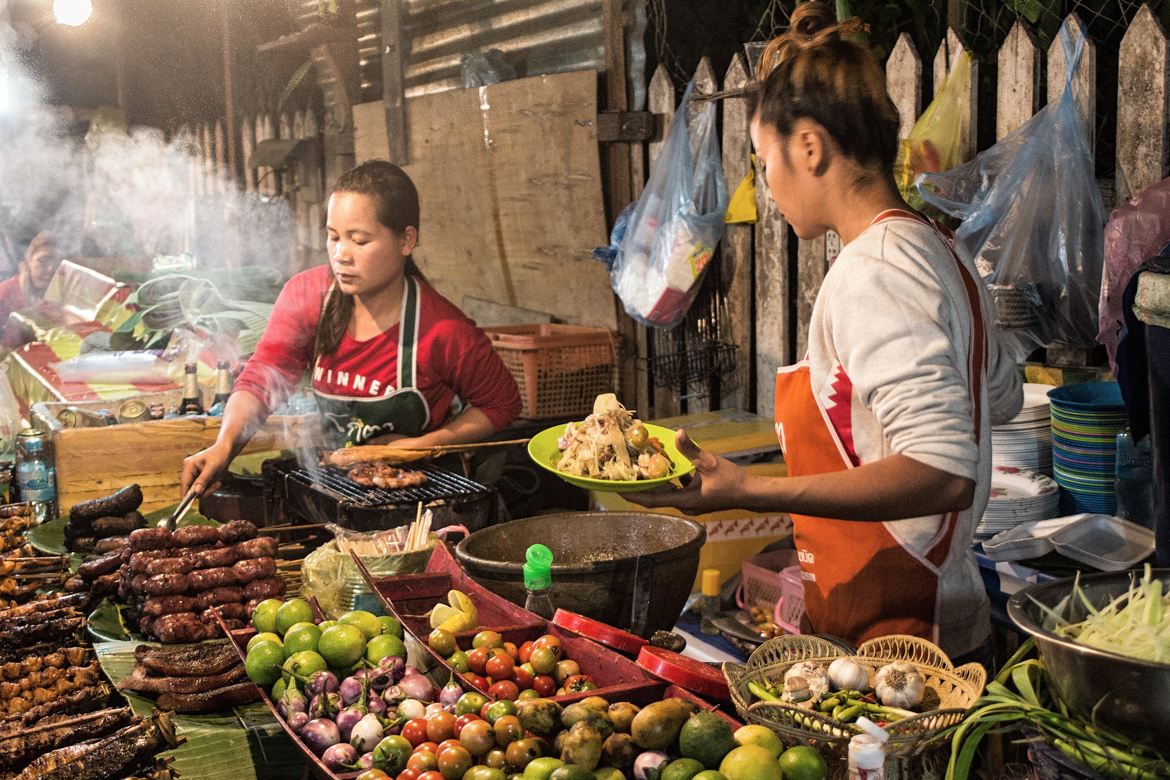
[632,2,1022,664]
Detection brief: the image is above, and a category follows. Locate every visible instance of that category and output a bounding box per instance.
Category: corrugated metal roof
[297,0,604,104]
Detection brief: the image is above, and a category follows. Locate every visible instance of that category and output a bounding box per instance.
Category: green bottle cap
[523,544,553,590]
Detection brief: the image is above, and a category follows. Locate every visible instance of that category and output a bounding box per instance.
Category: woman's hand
[181,442,234,497]
[624,430,747,515]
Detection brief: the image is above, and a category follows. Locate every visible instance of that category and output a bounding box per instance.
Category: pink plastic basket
[736,549,805,635]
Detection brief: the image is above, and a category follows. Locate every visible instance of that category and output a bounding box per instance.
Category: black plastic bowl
[455,512,706,637]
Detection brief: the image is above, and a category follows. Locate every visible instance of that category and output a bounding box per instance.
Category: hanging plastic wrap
[918,27,1104,354]
[611,83,728,329]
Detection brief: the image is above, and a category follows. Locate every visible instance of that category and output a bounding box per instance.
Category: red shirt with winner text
[233,265,520,432]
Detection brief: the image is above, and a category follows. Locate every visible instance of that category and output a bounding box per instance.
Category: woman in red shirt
[182,161,521,496]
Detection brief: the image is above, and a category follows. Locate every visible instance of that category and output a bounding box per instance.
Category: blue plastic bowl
[1046,381,1125,411]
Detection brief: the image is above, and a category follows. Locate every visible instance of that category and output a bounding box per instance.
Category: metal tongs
[161,487,199,530]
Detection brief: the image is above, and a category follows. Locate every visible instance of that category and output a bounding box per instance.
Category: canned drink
[56,408,81,428]
[118,399,150,423]
[0,465,12,504]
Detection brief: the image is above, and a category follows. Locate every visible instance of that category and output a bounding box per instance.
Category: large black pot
[455,512,706,637]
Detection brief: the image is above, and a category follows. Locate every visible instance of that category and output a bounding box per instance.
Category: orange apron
[774,209,986,646]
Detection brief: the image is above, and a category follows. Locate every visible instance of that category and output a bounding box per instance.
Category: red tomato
[437,739,463,755]
[453,713,481,737]
[426,711,457,743]
[466,647,490,676]
[531,675,555,697]
[396,770,421,780]
[417,771,446,780]
[480,702,493,721]
[402,719,430,748]
[503,641,519,659]
[415,742,440,755]
[517,641,534,664]
[562,674,597,693]
[513,666,534,691]
[485,654,515,681]
[461,672,489,692]
[531,635,563,660]
[407,753,438,774]
[488,680,520,701]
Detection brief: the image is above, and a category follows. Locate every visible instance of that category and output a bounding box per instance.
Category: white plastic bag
[612,83,728,329]
[0,375,20,461]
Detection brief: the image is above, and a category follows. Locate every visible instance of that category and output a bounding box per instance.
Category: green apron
[314,276,431,448]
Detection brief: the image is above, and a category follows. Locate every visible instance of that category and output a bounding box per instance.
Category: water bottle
[1115,428,1154,529]
[15,429,57,525]
[523,544,556,620]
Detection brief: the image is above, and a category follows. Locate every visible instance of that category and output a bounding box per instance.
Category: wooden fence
[644,9,1169,421]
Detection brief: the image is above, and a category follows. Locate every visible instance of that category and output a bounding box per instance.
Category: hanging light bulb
[53,0,93,26]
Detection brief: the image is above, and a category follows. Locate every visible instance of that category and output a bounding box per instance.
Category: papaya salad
[555,394,674,481]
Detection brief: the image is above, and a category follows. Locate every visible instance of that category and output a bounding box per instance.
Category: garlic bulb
[781,676,811,703]
[784,662,830,698]
[874,661,925,708]
[827,658,869,691]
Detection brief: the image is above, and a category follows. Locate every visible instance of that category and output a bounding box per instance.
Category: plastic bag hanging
[918,25,1105,354]
[611,83,728,329]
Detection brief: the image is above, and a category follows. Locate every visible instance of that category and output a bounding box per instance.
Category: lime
[732,726,783,759]
[270,677,287,700]
[662,759,706,780]
[594,770,626,780]
[694,772,727,780]
[379,615,404,638]
[719,745,782,780]
[365,633,407,664]
[245,642,284,687]
[282,622,323,659]
[549,766,594,780]
[679,712,737,769]
[247,632,283,653]
[252,598,282,634]
[523,757,564,780]
[282,650,328,684]
[340,610,383,641]
[318,620,338,631]
[776,747,826,780]
[318,623,367,667]
[275,598,314,636]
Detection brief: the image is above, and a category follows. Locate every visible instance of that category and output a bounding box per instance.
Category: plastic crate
[736,549,804,634]
[485,324,616,420]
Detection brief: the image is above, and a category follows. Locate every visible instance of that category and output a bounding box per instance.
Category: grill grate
[286,464,491,508]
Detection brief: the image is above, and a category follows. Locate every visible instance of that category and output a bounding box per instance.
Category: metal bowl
[1007,568,1170,745]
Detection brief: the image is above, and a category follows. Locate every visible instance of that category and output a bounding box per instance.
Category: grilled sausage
[67,537,96,553]
[194,587,245,610]
[141,573,190,596]
[187,567,238,591]
[234,536,277,559]
[172,526,219,547]
[202,603,247,623]
[243,577,284,600]
[216,520,258,544]
[92,513,144,537]
[141,595,197,617]
[77,549,128,581]
[144,556,196,576]
[93,536,129,554]
[91,573,121,598]
[232,557,275,581]
[68,485,143,525]
[151,612,215,643]
[194,546,236,569]
[129,528,174,552]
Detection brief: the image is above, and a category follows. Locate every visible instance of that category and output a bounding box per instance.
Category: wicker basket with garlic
[722,634,986,760]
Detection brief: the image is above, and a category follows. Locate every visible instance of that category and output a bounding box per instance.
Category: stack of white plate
[976,465,1061,540]
[991,383,1053,475]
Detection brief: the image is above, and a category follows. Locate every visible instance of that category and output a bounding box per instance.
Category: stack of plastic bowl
[1048,382,1128,515]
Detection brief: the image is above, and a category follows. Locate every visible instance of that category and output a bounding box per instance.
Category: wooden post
[997,21,1042,140]
[754,148,789,418]
[721,53,753,413]
[886,33,922,139]
[1048,15,1096,148]
[278,113,293,196]
[647,64,678,418]
[687,57,718,414]
[1117,5,1169,201]
[241,116,256,194]
[221,0,237,186]
[380,0,408,165]
[214,120,227,194]
[260,114,275,197]
[933,28,978,160]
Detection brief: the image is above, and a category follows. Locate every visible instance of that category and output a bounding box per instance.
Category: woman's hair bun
[789,1,837,40]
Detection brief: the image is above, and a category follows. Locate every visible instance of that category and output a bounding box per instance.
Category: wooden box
[32,396,320,514]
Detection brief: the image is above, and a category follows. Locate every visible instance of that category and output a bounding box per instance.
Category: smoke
[0,17,296,276]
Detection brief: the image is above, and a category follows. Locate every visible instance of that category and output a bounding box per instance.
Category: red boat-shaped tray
[351,544,666,705]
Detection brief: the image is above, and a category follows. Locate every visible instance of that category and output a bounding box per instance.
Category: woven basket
[723,634,986,761]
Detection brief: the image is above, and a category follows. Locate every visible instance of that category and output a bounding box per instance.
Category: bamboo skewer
[321,438,531,468]
[258,523,330,534]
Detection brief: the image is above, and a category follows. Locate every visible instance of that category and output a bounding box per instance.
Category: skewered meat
[69,485,143,525]
[150,612,216,643]
[0,592,91,619]
[193,545,235,568]
[203,602,247,622]
[92,513,144,537]
[0,616,86,651]
[186,566,238,590]
[94,536,129,554]
[348,463,429,489]
[69,537,96,553]
[117,662,246,696]
[0,647,90,680]
[0,683,113,732]
[234,536,276,558]
[128,528,175,552]
[156,681,258,714]
[0,707,133,771]
[134,642,239,677]
[143,556,197,576]
[194,586,245,610]
[233,557,275,581]
[141,596,197,618]
[141,573,190,596]
[243,577,284,600]
[16,711,181,780]
[216,519,258,544]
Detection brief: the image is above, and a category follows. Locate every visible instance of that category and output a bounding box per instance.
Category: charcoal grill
[262,457,496,532]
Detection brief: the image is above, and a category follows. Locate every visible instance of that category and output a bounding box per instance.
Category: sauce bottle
[848,716,889,779]
[523,543,555,619]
